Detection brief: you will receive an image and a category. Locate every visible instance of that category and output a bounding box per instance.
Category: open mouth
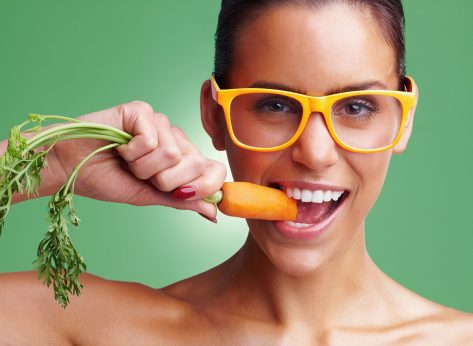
[272,184,349,227]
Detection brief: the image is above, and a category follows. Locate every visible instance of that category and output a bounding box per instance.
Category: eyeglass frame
[210,74,418,153]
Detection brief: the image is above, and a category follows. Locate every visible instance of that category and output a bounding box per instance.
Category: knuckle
[117,100,153,116]
[128,100,154,114]
[155,112,170,125]
[171,126,186,138]
[117,101,153,121]
[193,155,207,174]
[128,162,150,180]
[213,160,227,178]
[151,173,172,192]
[161,145,182,163]
[115,104,128,120]
[116,101,154,130]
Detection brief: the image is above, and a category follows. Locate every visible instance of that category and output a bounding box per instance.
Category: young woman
[1,0,472,344]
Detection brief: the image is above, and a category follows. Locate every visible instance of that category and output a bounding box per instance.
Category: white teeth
[286,188,293,198]
[332,191,343,201]
[283,187,345,203]
[301,189,312,202]
[312,190,324,203]
[284,221,313,228]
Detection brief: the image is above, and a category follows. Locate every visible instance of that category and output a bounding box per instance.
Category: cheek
[358,152,391,192]
[225,136,281,183]
[348,151,392,218]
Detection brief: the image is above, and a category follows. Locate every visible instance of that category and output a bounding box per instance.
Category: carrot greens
[0,114,131,307]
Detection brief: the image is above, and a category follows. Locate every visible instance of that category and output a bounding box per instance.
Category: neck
[218,222,392,329]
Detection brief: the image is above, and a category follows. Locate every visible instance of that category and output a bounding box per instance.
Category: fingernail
[198,213,218,224]
[172,185,196,200]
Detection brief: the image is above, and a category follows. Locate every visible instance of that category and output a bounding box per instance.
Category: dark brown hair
[214,0,406,88]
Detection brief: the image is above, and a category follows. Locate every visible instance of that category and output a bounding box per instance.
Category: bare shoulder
[401,302,473,345]
[0,271,196,345]
[368,274,473,345]
[0,271,70,343]
[434,308,473,344]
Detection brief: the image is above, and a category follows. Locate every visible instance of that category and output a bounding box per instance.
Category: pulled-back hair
[214,0,405,88]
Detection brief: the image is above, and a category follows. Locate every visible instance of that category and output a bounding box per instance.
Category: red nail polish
[198,213,218,224]
[173,186,196,200]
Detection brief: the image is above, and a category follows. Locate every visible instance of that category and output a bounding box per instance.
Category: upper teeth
[285,187,344,203]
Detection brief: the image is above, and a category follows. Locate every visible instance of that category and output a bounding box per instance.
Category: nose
[290,112,339,170]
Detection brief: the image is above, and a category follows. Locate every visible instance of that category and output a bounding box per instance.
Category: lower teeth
[284,221,313,228]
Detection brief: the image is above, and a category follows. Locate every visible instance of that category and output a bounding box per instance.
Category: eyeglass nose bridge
[298,95,339,145]
[306,95,330,120]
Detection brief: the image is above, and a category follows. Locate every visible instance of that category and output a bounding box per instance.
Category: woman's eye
[345,102,365,115]
[267,101,287,112]
[334,98,379,120]
[254,97,300,115]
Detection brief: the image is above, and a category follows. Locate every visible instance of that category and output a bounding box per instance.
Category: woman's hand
[35,101,226,220]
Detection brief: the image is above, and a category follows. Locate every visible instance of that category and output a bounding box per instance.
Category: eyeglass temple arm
[210,75,219,102]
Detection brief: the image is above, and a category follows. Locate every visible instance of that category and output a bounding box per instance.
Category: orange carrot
[216,182,297,221]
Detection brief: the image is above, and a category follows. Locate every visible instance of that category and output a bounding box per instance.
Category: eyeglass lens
[229,93,403,150]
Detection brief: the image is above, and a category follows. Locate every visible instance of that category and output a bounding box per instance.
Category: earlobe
[200,80,226,151]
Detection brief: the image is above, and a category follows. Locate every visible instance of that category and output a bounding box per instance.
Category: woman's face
[203,4,413,275]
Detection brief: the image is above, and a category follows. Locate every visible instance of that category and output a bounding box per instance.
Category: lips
[270,181,349,236]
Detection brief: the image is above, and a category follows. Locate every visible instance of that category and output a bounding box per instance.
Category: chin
[263,245,331,277]
[245,220,340,277]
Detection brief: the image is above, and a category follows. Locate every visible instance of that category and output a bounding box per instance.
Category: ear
[200,79,226,151]
[393,85,419,154]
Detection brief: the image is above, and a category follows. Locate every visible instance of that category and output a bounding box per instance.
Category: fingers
[165,158,226,222]
[126,115,183,180]
[109,101,227,219]
[148,154,205,191]
[79,101,159,161]
[97,162,219,220]
[133,186,220,222]
[170,159,227,200]
[114,101,160,161]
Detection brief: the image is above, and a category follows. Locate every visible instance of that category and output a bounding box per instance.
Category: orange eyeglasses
[211,75,418,153]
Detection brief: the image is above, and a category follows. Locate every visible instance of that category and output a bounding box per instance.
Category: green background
[0,1,472,312]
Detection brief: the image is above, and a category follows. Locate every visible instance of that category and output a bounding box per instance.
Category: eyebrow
[250,81,305,94]
[249,80,389,95]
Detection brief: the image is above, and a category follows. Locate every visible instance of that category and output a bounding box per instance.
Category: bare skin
[1,258,472,345]
[1,3,472,345]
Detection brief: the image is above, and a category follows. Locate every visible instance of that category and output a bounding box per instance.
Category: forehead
[229,4,398,93]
